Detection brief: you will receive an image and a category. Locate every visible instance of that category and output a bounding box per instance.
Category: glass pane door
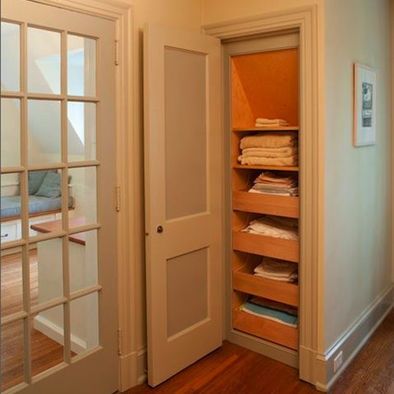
[1,1,117,392]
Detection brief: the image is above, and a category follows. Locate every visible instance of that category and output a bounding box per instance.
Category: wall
[202,0,321,25]
[128,0,203,371]
[391,0,394,284]
[324,0,392,350]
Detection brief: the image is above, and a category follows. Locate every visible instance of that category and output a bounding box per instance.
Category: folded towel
[242,216,298,240]
[255,118,289,127]
[240,134,297,149]
[241,301,298,327]
[254,171,297,185]
[238,155,298,166]
[241,147,298,159]
[254,258,298,282]
[248,186,299,196]
[249,297,298,316]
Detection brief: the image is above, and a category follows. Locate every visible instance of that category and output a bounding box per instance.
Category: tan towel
[238,155,298,166]
[240,134,297,149]
[241,147,297,159]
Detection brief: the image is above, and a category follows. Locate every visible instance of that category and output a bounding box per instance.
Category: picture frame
[353,63,377,147]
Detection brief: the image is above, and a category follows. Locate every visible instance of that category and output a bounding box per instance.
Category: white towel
[240,134,297,149]
[255,118,289,127]
[254,258,298,282]
[242,216,298,240]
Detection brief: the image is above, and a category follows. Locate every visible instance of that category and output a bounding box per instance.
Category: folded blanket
[238,155,298,166]
[240,134,297,149]
[242,216,298,240]
[254,257,298,282]
[241,147,297,159]
[241,301,298,327]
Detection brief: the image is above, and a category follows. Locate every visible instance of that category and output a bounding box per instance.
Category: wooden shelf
[233,127,299,132]
[232,231,299,263]
[233,308,298,350]
[233,266,298,307]
[233,164,299,172]
[233,191,299,218]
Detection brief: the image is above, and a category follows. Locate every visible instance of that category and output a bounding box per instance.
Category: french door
[144,25,223,386]
[1,1,118,393]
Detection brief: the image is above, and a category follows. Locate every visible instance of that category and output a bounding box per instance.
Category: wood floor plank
[127,310,394,394]
[1,251,65,392]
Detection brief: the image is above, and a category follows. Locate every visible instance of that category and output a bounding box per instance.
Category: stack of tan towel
[254,257,298,283]
[255,118,289,128]
[242,215,298,240]
[249,171,298,196]
[238,133,298,167]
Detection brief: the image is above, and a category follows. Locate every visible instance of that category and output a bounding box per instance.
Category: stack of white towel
[242,216,298,240]
[255,118,289,128]
[238,133,298,167]
[254,257,298,283]
[248,171,298,196]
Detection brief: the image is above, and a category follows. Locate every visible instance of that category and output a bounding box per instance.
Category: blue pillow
[35,172,61,198]
[28,171,48,195]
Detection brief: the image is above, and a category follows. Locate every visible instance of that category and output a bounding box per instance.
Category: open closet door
[144,25,223,386]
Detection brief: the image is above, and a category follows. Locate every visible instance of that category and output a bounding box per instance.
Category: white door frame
[28,0,135,391]
[203,5,325,388]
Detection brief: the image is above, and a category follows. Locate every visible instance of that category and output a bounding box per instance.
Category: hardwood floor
[127,310,394,394]
[1,251,65,392]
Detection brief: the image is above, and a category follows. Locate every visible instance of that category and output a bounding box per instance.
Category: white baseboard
[118,347,146,392]
[315,285,393,391]
[33,315,87,354]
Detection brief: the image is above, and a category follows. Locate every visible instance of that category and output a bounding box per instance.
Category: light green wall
[324,0,392,349]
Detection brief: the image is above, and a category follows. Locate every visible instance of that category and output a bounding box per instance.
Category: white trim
[26,0,136,391]
[203,4,323,387]
[33,315,87,354]
[315,285,393,391]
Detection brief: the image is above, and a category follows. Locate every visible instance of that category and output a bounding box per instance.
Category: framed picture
[353,63,377,147]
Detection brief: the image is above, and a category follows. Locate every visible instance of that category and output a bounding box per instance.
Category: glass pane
[70,292,99,357]
[30,238,63,306]
[28,27,60,94]
[167,248,208,337]
[1,247,23,318]
[1,173,22,244]
[28,100,61,165]
[1,22,20,92]
[1,319,24,391]
[164,47,207,220]
[68,167,97,228]
[68,35,96,97]
[68,102,96,161]
[69,230,97,293]
[1,98,21,167]
[31,304,64,376]
[28,170,63,239]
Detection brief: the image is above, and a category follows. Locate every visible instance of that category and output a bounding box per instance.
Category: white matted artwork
[353,63,377,147]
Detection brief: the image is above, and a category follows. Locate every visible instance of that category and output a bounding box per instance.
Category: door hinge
[115,185,121,212]
[115,40,119,66]
[117,328,122,355]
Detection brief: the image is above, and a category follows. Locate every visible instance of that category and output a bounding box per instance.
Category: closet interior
[229,45,300,351]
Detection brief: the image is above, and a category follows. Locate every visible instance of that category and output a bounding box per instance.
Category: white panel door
[144,25,223,386]
[1,1,118,393]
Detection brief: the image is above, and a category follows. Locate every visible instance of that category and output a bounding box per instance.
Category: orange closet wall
[231,48,299,128]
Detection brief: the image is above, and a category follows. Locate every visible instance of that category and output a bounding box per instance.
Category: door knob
[157,225,163,234]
